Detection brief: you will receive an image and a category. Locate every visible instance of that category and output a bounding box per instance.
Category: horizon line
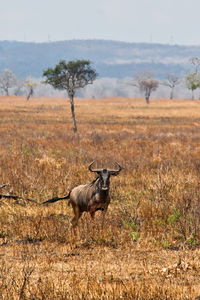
[0,38,199,48]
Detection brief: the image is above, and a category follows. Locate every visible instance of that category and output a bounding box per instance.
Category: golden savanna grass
[0,96,200,299]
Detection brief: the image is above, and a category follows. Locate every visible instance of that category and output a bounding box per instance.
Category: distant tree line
[1,57,200,132]
[1,56,200,103]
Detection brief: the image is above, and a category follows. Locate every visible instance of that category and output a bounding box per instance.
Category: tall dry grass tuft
[0,96,199,299]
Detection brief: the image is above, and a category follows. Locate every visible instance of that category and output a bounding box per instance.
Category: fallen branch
[0,193,39,204]
[0,184,10,189]
[0,184,39,204]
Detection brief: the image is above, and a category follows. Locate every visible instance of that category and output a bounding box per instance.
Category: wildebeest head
[88,161,122,190]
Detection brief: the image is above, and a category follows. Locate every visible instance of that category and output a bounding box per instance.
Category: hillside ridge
[0,39,198,78]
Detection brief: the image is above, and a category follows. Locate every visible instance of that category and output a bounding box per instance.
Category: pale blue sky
[1,0,200,45]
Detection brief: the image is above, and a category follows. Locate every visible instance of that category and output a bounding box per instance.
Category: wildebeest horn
[88,161,102,173]
[108,161,122,175]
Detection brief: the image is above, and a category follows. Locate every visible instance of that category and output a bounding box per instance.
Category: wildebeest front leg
[88,199,97,225]
[101,205,108,230]
[90,211,96,230]
[101,210,106,229]
[90,211,95,221]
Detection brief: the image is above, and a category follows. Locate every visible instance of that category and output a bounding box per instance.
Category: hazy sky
[1,0,200,45]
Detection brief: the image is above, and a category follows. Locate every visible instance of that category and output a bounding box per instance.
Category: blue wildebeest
[42,161,122,228]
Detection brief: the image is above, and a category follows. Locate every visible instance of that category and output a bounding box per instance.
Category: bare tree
[131,70,159,104]
[0,69,17,96]
[190,57,200,73]
[14,78,26,96]
[162,74,180,99]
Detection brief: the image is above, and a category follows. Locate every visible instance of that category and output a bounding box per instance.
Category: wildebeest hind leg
[71,205,82,238]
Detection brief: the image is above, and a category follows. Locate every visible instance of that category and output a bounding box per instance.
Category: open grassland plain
[0,96,200,299]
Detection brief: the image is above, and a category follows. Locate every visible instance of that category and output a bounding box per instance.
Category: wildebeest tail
[42,191,71,205]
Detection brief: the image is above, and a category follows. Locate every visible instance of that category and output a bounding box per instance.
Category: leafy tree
[0,69,17,96]
[131,70,159,104]
[185,72,200,100]
[43,59,97,132]
[162,73,180,99]
[187,57,200,100]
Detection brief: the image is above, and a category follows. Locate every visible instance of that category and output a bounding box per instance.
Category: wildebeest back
[70,184,97,212]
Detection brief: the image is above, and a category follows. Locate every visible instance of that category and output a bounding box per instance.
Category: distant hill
[0,39,199,79]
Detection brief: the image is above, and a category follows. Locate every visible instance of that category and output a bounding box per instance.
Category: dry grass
[0,95,200,299]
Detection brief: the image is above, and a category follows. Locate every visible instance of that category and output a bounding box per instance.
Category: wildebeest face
[98,169,110,190]
[88,161,122,191]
